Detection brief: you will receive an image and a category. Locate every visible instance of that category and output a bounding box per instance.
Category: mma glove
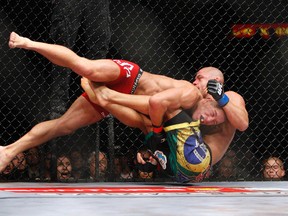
[207,79,229,107]
[147,125,166,152]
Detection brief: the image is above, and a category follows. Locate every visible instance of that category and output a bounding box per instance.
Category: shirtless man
[0,32,248,172]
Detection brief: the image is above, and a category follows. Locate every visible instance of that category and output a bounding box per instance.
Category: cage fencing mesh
[0,0,287,182]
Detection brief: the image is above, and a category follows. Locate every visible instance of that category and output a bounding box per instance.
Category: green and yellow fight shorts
[163,111,212,183]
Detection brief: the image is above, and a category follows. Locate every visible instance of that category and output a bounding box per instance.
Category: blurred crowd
[1,145,286,182]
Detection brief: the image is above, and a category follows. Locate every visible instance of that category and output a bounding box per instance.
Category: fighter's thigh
[58,96,104,131]
[86,59,120,82]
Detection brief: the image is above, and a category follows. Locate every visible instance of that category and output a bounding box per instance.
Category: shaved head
[193,67,224,97]
[197,67,224,83]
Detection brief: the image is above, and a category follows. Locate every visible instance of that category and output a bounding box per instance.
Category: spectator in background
[70,150,89,180]
[136,147,158,180]
[263,156,285,180]
[120,155,134,180]
[212,149,249,180]
[88,151,108,181]
[26,147,41,181]
[215,156,237,179]
[57,154,73,181]
[112,154,134,180]
[113,155,122,180]
[43,152,52,181]
[12,152,29,180]
[12,152,27,171]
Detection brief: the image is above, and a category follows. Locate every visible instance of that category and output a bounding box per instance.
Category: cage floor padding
[0,182,288,216]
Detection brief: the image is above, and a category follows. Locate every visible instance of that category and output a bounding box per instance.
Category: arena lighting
[232,24,288,38]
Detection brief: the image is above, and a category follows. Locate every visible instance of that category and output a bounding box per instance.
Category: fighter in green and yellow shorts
[146,110,212,183]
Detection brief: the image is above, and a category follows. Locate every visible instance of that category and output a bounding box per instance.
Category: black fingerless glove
[146,125,166,152]
[207,79,229,107]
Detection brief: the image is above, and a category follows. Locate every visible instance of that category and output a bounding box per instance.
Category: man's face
[57,156,72,180]
[70,151,84,169]
[89,152,108,179]
[26,148,40,166]
[193,67,224,99]
[263,158,285,179]
[218,157,236,178]
[193,69,212,97]
[192,99,226,125]
[12,152,27,171]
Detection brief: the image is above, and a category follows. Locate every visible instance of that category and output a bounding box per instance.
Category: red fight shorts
[81,59,143,117]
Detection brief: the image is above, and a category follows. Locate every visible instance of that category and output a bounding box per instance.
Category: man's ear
[215,77,223,84]
[214,77,220,81]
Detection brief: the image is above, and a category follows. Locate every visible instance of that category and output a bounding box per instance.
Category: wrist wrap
[153,125,163,133]
[218,94,229,107]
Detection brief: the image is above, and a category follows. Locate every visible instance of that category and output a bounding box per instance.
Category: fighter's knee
[149,95,165,111]
[71,57,95,77]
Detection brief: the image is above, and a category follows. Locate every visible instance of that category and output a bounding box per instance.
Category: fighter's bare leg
[8,32,120,82]
[81,77,151,133]
[0,96,103,172]
[83,80,151,115]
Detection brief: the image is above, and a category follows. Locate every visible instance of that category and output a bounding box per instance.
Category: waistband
[164,120,200,132]
[131,68,143,94]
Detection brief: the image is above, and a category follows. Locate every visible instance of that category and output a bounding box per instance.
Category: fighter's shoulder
[225,90,245,104]
[174,79,192,87]
[155,75,191,86]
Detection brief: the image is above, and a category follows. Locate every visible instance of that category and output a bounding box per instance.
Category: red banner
[232,24,288,39]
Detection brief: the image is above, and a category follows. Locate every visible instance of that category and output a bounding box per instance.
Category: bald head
[197,67,224,83]
[193,67,224,97]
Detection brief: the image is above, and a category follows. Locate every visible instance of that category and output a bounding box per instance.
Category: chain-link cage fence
[0,0,287,182]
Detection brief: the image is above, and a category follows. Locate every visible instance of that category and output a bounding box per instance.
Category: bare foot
[81,77,111,107]
[81,77,98,104]
[8,31,31,49]
[0,146,14,173]
[88,80,112,107]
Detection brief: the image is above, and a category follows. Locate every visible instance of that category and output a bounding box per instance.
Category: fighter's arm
[207,80,249,131]
[106,103,152,134]
[203,121,236,165]
[222,91,249,131]
[148,84,202,127]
